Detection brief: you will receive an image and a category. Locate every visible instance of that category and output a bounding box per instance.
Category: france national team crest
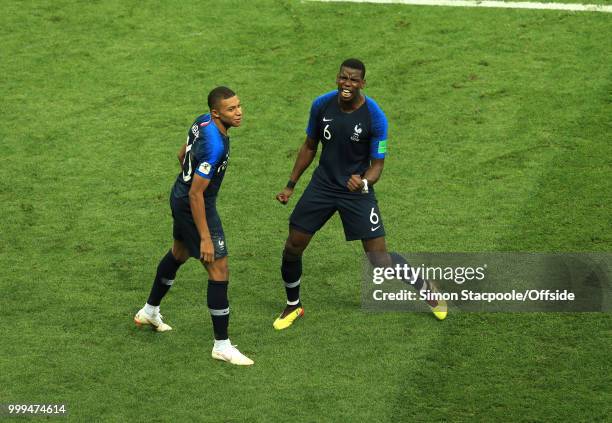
[351,123,363,142]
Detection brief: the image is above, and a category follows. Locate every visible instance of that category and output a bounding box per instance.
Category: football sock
[207,280,229,340]
[390,252,431,293]
[143,303,159,315]
[214,339,231,350]
[147,250,185,307]
[281,251,302,306]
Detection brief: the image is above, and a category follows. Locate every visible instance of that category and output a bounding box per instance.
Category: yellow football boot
[273,306,304,330]
[430,298,448,321]
[425,282,448,321]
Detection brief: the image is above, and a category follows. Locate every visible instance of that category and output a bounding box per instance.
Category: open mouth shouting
[340,88,353,99]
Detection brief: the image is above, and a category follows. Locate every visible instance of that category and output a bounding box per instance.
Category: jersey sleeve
[367,98,388,159]
[192,124,224,180]
[305,91,336,139]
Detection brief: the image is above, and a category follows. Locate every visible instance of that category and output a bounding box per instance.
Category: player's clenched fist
[276,187,294,204]
[347,174,364,192]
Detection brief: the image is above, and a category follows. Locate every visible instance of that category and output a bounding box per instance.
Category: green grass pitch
[1,0,610,421]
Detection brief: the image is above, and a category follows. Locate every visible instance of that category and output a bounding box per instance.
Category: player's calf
[207,280,230,340]
[389,252,448,320]
[147,249,185,307]
[273,250,305,329]
[281,250,302,307]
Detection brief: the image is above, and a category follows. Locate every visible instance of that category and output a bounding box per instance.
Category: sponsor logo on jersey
[198,162,212,175]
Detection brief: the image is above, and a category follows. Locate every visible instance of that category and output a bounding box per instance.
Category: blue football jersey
[305,91,388,194]
[171,114,229,204]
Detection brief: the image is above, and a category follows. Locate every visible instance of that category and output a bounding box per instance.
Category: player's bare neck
[213,118,229,136]
[338,95,365,113]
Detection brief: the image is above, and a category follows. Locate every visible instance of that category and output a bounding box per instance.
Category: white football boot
[211,342,254,366]
[134,307,172,332]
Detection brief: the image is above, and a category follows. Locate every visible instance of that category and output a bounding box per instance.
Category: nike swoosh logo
[213,350,233,362]
[323,117,332,122]
[371,225,381,231]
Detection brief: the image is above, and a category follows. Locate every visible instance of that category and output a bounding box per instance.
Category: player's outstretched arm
[189,174,215,263]
[276,136,318,204]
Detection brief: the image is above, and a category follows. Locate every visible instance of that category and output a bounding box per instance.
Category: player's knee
[285,227,313,255]
[362,237,390,267]
[282,244,302,260]
[213,268,229,281]
[284,237,308,257]
[368,252,392,268]
[171,242,190,262]
[207,260,229,281]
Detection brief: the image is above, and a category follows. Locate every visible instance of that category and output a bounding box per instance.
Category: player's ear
[210,108,220,119]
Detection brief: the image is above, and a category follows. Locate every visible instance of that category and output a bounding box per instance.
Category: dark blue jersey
[171,113,229,205]
[305,91,388,194]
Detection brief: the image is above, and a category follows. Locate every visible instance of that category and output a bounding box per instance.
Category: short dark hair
[340,58,366,79]
[207,86,236,110]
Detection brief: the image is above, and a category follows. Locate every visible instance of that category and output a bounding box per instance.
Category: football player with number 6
[273,59,447,330]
